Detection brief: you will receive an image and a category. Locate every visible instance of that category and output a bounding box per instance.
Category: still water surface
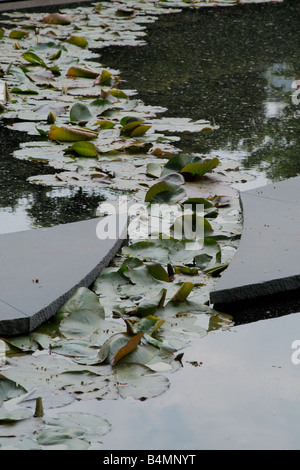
[1,0,300,449]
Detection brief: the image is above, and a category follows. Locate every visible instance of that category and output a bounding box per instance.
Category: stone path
[210,176,300,308]
[0,0,93,12]
[0,216,127,336]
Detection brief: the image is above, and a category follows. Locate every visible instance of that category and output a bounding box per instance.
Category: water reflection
[100,0,300,182]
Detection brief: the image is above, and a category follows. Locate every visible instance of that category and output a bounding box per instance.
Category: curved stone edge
[0,216,128,337]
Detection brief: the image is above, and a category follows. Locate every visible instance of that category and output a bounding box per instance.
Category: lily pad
[48,125,98,142]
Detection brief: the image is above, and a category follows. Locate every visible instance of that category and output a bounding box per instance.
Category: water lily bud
[47,109,56,124]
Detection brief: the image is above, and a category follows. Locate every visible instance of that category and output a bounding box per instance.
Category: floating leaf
[0,378,26,405]
[11,87,39,95]
[70,102,92,123]
[163,154,219,178]
[0,408,33,423]
[22,51,48,68]
[131,124,151,137]
[112,332,144,365]
[58,287,105,338]
[146,162,162,178]
[169,282,194,303]
[133,289,167,317]
[97,69,113,86]
[181,158,219,178]
[113,363,169,400]
[9,30,29,40]
[95,120,115,129]
[109,89,128,99]
[48,125,98,142]
[145,180,186,204]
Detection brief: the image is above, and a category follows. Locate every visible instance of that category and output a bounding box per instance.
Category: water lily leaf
[168,282,194,303]
[146,263,170,282]
[203,263,229,277]
[42,412,111,443]
[67,36,88,49]
[9,30,29,40]
[40,13,72,25]
[66,141,98,157]
[194,238,221,269]
[1,354,97,392]
[67,66,100,78]
[22,51,48,68]
[95,120,115,129]
[26,70,56,86]
[145,180,186,204]
[109,89,128,99]
[48,125,98,142]
[58,287,105,338]
[130,124,152,137]
[49,49,62,61]
[146,162,162,178]
[11,87,38,95]
[0,408,33,423]
[133,289,167,318]
[123,241,170,265]
[90,98,116,115]
[0,378,26,405]
[96,69,113,86]
[120,120,143,136]
[162,153,196,175]
[181,158,219,178]
[162,154,218,179]
[0,437,42,450]
[36,428,89,450]
[70,102,92,122]
[182,197,218,218]
[112,332,144,365]
[50,339,99,359]
[131,315,165,336]
[18,387,74,410]
[113,363,169,400]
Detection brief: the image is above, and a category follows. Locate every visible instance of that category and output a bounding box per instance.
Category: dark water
[1,0,300,234]
[101,0,300,182]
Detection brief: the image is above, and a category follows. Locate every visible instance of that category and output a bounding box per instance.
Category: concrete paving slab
[210,176,300,307]
[0,216,127,336]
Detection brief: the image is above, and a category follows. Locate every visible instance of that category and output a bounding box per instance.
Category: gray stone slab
[210,176,300,306]
[0,0,93,12]
[0,216,127,336]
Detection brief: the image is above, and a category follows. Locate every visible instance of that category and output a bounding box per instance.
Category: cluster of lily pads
[0,0,279,451]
